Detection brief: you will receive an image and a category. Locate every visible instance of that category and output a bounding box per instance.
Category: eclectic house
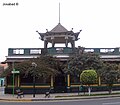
[4,4,120,94]
[5,21,83,93]
[5,21,120,94]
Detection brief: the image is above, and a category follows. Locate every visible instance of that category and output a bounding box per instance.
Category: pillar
[71,36,75,49]
[65,36,68,47]
[50,76,54,93]
[44,40,48,48]
[17,75,20,87]
[67,74,70,92]
[98,76,101,86]
[51,37,55,47]
[52,40,55,47]
[71,41,75,48]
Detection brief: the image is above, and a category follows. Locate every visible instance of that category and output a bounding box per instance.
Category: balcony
[6,47,120,62]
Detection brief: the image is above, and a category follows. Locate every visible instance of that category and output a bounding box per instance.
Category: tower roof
[50,23,68,33]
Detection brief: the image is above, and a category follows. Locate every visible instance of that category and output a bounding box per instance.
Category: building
[4,4,120,94]
[5,21,120,94]
[0,63,7,87]
[5,21,83,93]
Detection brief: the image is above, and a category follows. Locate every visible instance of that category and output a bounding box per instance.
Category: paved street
[1,86,120,105]
[0,97,120,105]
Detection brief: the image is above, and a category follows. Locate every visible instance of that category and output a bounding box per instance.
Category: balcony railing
[8,47,120,56]
[84,48,120,55]
[8,48,42,56]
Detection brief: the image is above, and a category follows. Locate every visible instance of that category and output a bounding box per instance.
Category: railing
[8,47,74,56]
[8,47,120,56]
[84,48,120,55]
[47,47,73,55]
[8,48,42,56]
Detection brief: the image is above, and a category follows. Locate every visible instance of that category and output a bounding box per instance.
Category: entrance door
[54,75,66,93]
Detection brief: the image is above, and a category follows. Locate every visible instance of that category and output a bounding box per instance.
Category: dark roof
[50,23,68,32]
[74,32,80,40]
[37,23,81,41]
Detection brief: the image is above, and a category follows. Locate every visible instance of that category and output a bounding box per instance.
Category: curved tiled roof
[36,23,81,41]
[50,23,68,32]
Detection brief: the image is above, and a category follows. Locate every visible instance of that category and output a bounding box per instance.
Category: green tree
[64,52,103,82]
[2,55,61,79]
[102,63,119,94]
[80,70,97,95]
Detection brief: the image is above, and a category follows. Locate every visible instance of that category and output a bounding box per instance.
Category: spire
[59,2,60,24]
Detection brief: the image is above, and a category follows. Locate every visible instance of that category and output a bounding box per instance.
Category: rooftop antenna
[59,2,60,24]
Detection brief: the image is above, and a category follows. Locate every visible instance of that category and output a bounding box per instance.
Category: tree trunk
[88,86,91,96]
[108,86,112,94]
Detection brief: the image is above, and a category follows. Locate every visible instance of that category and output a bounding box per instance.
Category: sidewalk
[0,87,120,101]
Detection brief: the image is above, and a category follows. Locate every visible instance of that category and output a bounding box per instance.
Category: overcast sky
[0,0,120,62]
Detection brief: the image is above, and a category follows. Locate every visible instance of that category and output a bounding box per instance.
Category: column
[71,41,75,48]
[65,36,68,47]
[44,36,48,48]
[50,76,54,93]
[67,74,70,92]
[44,40,48,48]
[51,37,55,47]
[17,75,20,87]
[98,76,101,86]
[71,36,75,48]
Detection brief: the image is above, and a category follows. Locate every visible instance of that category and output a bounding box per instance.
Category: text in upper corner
[3,2,19,6]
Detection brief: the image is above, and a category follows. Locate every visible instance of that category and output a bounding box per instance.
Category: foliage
[1,65,12,77]
[2,55,61,78]
[80,70,97,86]
[101,63,119,94]
[64,52,103,76]
[102,63,119,85]
[0,66,4,77]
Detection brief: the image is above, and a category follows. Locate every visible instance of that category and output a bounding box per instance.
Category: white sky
[0,0,120,62]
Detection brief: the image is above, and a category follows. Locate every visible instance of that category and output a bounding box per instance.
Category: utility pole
[12,62,15,97]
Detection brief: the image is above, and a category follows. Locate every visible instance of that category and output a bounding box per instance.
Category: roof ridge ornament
[80,30,82,32]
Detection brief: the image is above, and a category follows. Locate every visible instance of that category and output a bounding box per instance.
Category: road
[1,97,120,105]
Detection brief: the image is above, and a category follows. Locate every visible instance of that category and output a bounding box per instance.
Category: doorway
[54,75,67,93]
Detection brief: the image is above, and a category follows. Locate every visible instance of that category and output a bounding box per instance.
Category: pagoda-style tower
[36,3,82,54]
[36,23,82,49]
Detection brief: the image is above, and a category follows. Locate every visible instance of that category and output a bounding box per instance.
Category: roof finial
[59,2,60,24]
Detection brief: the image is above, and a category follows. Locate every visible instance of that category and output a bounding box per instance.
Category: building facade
[5,22,120,94]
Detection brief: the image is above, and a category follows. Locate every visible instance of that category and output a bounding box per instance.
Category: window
[84,49,94,52]
[100,49,114,53]
[30,49,41,54]
[13,49,24,54]
[56,48,63,53]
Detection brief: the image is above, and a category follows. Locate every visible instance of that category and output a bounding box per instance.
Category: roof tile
[50,23,68,32]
